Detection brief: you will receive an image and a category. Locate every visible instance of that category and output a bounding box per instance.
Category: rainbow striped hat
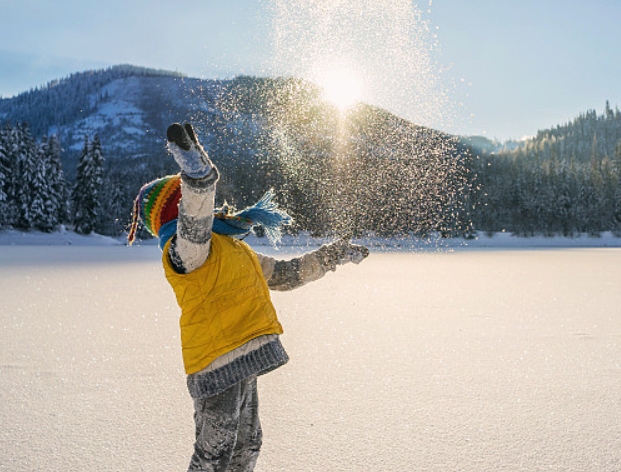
[128,174,292,248]
[127,174,182,248]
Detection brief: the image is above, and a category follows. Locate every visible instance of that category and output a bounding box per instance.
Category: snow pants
[188,376,262,472]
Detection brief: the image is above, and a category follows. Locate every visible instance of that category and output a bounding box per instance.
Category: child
[129,122,369,471]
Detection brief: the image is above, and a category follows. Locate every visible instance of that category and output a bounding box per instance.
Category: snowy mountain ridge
[0,64,462,165]
[1,65,471,239]
[62,76,149,152]
[0,65,209,163]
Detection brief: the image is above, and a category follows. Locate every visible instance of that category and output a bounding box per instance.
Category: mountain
[0,65,472,238]
[1,65,209,169]
[469,103,621,237]
[463,102,621,162]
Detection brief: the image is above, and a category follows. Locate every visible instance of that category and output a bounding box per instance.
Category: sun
[314,67,364,112]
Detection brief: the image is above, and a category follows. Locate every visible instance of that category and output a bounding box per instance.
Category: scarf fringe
[128,187,292,247]
[229,190,293,244]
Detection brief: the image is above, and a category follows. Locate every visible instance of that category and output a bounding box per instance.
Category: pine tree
[30,144,53,232]
[0,125,10,227]
[41,135,67,227]
[98,171,126,235]
[613,142,621,235]
[13,123,41,230]
[72,135,104,234]
[1,123,20,226]
[605,100,614,120]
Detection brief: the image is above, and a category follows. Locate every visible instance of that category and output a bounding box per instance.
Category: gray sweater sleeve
[167,169,219,274]
[256,243,345,291]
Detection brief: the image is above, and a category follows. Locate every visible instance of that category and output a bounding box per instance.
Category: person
[128,122,369,471]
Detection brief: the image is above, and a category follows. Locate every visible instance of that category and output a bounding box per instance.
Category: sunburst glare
[314,66,364,112]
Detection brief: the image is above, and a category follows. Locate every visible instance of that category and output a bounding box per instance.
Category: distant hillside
[0,65,208,168]
[469,103,621,236]
[0,65,472,238]
[468,102,621,162]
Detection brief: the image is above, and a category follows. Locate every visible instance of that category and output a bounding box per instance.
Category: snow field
[259,249,621,471]
[1,245,620,471]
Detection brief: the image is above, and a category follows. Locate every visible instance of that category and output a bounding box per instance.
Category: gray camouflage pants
[188,376,262,472]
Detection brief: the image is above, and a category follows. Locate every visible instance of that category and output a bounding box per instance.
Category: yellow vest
[162,233,283,374]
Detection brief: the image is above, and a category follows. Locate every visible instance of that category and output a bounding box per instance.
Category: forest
[471,102,621,236]
[1,67,620,240]
[0,123,109,234]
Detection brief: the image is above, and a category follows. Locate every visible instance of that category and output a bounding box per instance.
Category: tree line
[471,103,621,236]
[0,122,107,234]
[2,77,620,240]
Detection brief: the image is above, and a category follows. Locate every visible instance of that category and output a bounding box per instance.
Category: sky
[1,0,620,141]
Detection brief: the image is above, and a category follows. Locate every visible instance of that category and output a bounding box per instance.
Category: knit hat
[127,174,293,249]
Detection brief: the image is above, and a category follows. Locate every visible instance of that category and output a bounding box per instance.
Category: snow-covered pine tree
[90,135,105,232]
[613,142,621,235]
[72,135,104,234]
[41,134,67,227]
[29,142,54,232]
[13,123,42,230]
[1,123,20,227]
[0,124,11,228]
[98,171,126,235]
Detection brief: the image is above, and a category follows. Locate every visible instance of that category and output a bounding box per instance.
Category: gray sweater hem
[186,338,289,398]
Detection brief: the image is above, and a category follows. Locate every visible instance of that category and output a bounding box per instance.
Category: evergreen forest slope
[1,65,620,238]
[0,65,470,238]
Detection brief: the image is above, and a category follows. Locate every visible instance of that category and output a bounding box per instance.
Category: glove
[320,238,370,271]
[342,241,370,264]
[335,239,369,265]
[166,122,216,179]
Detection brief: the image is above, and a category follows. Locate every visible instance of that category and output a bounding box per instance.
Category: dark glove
[167,123,216,179]
[319,238,370,271]
[335,239,369,264]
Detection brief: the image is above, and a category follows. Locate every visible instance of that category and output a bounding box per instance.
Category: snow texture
[69,77,148,151]
[1,236,621,471]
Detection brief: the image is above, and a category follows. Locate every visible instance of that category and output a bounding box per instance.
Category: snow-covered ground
[1,233,621,471]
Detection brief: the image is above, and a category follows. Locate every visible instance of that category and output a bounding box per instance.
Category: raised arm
[166,123,219,274]
[257,239,369,291]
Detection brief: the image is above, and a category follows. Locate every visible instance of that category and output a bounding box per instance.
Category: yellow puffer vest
[162,233,283,375]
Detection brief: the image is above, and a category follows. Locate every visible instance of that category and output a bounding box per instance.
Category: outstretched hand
[167,123,216,179]
[330,238,370,265]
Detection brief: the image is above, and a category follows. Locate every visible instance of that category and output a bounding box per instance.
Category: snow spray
[263,0,473,244]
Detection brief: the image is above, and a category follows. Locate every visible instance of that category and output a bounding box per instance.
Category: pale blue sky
[1,0,620,140]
